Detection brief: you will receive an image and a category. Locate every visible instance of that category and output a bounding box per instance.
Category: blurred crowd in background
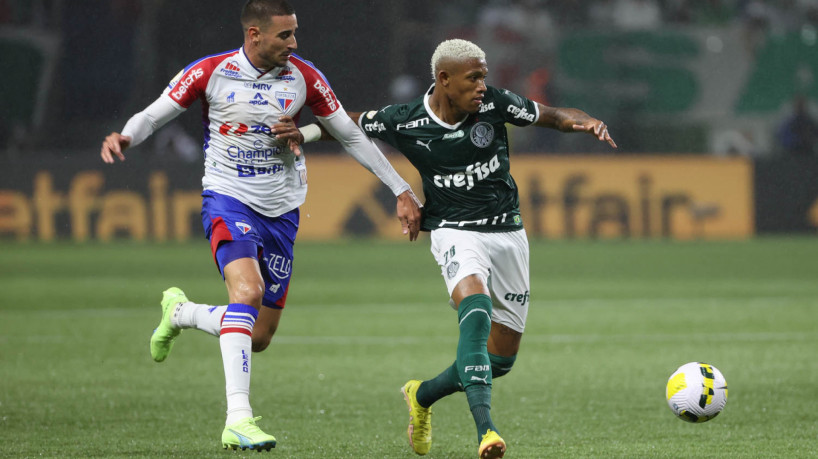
[1,0,816,159]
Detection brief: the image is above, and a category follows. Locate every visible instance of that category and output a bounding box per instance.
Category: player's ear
[438,70,450,87]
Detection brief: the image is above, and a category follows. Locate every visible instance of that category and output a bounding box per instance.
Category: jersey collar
[423,84,469,130]
[239,46,282,79]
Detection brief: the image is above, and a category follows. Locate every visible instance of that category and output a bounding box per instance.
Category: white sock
[172,302,226,337]
[220,304,258,426]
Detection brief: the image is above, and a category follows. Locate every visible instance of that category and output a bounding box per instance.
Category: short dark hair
[241,0,295,30]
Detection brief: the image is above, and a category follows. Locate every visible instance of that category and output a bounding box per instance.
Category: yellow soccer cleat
[401,380,432,455]
[149,287,187,362]
[478,429,506,459]
[222,416,277,451]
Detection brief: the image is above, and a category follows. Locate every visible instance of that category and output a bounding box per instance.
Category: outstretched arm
[100,96,185,163]
[535,103,617,148]
[277,111,422,240]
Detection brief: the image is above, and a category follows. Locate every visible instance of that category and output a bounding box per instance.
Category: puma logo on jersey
[470,375,489,384]
[433,154,500,190]
[416,139,432,151]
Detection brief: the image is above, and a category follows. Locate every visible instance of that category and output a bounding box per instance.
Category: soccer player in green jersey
[288,38,616,458]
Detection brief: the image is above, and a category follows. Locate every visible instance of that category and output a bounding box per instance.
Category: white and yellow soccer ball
[666,362,728,423]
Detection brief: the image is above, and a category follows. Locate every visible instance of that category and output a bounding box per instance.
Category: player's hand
[396,189,422,241]
[272,115,304,157]
[101,132,132,163]
[572,119,617,148]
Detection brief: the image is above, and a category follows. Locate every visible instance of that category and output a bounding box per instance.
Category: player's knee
[457,294,493,336]
[489,353,517,378]
[229,281,265,306]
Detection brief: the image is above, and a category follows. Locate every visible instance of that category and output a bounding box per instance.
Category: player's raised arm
[535,104,617,148]
[100,94,186,163]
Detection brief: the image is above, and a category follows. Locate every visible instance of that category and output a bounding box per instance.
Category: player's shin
[220,303,258,425]
[456,294,497,441]
[417,363,462,408]
[174,302,226,337]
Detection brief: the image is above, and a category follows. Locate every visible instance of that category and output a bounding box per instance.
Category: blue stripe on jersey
[290,53,333,90]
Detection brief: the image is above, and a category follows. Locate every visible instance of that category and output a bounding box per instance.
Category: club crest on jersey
[235,222,252,234]
[470,122,494,148]
[275,91,296,111]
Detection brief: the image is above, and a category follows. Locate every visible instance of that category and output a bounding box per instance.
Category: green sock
[417,363,461,408]
[488,352,517,378]
[466,384,496,442]
[455,294,496,441]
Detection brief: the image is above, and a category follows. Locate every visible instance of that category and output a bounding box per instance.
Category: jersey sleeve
[356,105,400,144]
[490,86,540,127]
[165,63,210,108]
[292,58,342,117]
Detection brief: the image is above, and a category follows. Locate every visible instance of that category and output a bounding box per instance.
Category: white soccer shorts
[430,227,530,333]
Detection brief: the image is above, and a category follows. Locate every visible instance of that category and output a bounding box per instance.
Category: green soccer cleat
[478,429,506,459]
[149,287,187,362]
[222,416,277,451]
[401,380,432,455]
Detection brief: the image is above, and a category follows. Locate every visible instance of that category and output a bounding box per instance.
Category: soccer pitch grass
[1,238,817,458]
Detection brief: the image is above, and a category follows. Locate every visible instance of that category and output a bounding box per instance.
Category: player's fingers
[572,124,590,133]
[101,145,113,163]
[289,139,302,157]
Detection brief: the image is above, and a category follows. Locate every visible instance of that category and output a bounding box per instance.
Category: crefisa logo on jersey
[275,91,296,111]
[470,122,494,148]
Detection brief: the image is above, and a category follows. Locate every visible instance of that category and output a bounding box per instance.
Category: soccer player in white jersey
[291,39,616,458]
[99,0,421,451]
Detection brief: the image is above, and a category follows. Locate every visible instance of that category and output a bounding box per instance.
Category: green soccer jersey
[358,85,539,232]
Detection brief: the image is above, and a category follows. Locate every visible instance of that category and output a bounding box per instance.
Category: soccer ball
[666,362,728,423]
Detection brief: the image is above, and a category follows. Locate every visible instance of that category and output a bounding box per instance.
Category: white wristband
[299,124,322,144]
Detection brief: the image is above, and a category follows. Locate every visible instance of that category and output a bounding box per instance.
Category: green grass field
[2,238,817,458]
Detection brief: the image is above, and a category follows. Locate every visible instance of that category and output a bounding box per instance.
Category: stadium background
[1,0,817,241]
[2,2,818,458]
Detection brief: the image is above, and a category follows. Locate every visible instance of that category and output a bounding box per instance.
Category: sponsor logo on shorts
[504,290,530,307]
[267,254,292,280]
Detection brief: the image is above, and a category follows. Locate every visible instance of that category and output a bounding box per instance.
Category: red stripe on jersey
[289,55,340,117]
[168,50,239,108]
